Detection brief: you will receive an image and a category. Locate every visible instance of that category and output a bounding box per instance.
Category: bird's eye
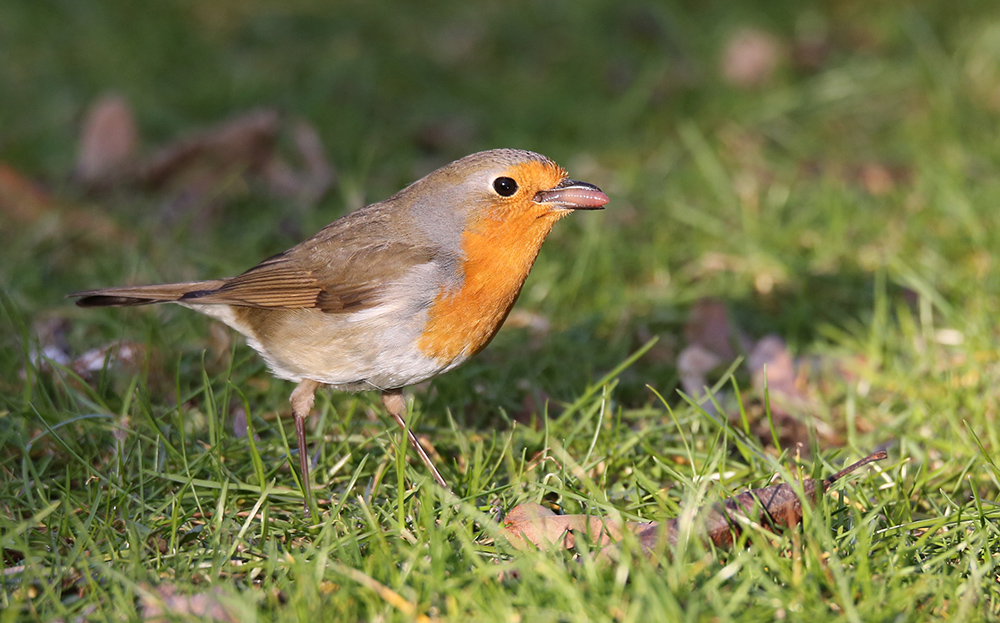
[492,177,518,197]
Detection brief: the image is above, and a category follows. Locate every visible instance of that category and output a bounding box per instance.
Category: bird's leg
[290,379,322,511]
[381,389,450,490]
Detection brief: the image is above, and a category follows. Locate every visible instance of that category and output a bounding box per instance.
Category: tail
[70,280,228,307]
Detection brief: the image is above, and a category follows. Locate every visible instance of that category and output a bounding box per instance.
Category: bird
[71,148,609,508]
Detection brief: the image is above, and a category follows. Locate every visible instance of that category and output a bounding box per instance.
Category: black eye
[493,177,518,197]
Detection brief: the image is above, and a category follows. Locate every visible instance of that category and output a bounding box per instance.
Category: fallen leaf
[745,335,841,451]
[141,584,241,623]
[71,341,145,376]
[747,335,798,400]
[502,502,646,553]
[25,319,146,385]
[857,162,897,196]
[139,108,280,191]
[0,161,132,249]
[74,93,138,188]
[721,28,784,88]
[139,584,243,623]
[502,451,887,561]
[69,107,337,223]
[678,298,739,413]
[505,309,551,335]
[684,298,735,361]
[677,344,723,402]
[0,162,52,223]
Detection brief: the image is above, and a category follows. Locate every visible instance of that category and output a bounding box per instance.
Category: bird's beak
[534,179,609,210]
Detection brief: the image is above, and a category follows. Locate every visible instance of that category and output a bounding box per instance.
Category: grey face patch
[408,180,478,260]
[404,149,558,263]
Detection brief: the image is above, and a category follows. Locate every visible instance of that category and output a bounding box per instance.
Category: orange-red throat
[416,160,608,365]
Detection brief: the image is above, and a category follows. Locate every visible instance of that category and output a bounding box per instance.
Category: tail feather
[70,280,228,307]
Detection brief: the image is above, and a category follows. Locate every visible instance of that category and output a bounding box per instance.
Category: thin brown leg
[381,389,449,490]
[290,379,321,511]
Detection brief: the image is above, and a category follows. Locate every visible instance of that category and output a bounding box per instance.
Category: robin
[71,149,609,507]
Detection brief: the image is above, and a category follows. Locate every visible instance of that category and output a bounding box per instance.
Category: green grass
[3,1,1000,621]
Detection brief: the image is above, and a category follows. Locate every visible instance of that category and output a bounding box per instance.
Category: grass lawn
[2,1,999,621]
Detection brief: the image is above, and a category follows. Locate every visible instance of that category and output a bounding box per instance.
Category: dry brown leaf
[139,108,280,191]
[0,161,131,248]
[675,299,843,452]
[502,503,638,552]
[26,317,147,385]
[684,298,736,361]
[67,107,338,221]
[857,162,899,196]
[746,335,841,451]
[502,452,887,562]
[0,162,51,223]
[74,93,138,187]
[678,298,739,414]
[71,341,145,376]
[748,335,799,400]
[140,584,242,623]
[721,28,784,88]
[677,344,723,403]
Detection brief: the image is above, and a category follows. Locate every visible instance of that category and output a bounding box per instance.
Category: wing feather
[180,205,440,313]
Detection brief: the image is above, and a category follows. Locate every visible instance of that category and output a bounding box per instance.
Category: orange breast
[416,207,564,365]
